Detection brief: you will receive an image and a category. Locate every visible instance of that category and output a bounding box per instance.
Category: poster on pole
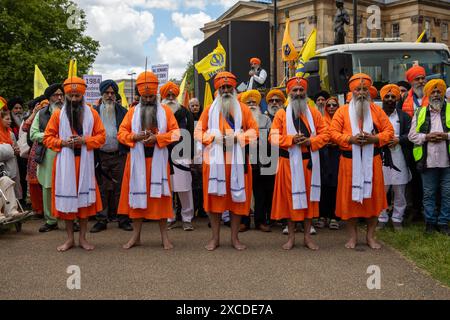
[151,64,169,88]
[83,75,102,105]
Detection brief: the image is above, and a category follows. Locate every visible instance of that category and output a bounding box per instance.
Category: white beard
[430,97,443,112]
[355,96,371,121]
[163,99,180,114]
[219,92,237,119]
[413,84,424,98]
[291,97,308,118]
[267,105,279,116]
[250,106,261,123]
[103,100,115,119]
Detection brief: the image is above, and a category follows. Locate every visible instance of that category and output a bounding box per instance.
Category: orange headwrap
[63,77,87,95]
[286,77,308,93]
[160,81,180,99]
[0,97,7,110]
[348,73,373,92]
[136,71,159,96]
[266,89,286,104]
[380,84,401,101]
[369,86,378,100]
[250,57,261,65]
[214,72,237,90]
[241,90,261,106]
[405,65,426,83]
[424,79,447,97]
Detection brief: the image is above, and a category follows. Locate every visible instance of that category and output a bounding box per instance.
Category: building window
[425,20,431,38]
[376,28,382,38]
[298,22,305,41]
[392,23,400,38]
[442,22,448,41]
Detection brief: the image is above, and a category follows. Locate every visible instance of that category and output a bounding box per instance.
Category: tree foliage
[0,0,99,102]
[182,59,195,95]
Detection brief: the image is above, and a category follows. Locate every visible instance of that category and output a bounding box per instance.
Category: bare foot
[205,239,220,251]
[232,240,247,251]
[345,238,357,249]
[304,239,319,251]
[57,239,75,252]
[123,238,141,250]
[162,239,174,250]
[79,239,95,251]
[367,238,382,250]
[282,239,295,250]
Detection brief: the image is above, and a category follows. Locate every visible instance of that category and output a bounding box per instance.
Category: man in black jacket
[378,84,413,231]
[90,80,132,233]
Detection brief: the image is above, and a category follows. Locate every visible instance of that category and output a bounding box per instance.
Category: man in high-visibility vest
[408,79,450,236]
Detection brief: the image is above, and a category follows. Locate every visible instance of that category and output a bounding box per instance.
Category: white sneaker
[310,225,317,235]
[282,226,288,235]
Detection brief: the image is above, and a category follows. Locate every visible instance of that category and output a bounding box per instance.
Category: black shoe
[73,221,80,232]
[425,223,437,235]
[118,221,133,231]
[90,221,107,233]
[39,223,58,233]
[438,224,450,236]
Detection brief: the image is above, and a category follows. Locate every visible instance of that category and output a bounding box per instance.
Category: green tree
[182,59,194,95]
[0,0,99,102]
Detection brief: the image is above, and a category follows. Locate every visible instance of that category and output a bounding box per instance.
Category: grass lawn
[377,222,450,287]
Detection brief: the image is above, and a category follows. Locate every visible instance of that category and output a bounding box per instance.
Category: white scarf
[55,105,96,213]
[349,99,374,203]
[207,96,246,202]
[286,104,321,210]
[129,101,170,209]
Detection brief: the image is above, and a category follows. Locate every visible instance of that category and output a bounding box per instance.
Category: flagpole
[273,0,277,87]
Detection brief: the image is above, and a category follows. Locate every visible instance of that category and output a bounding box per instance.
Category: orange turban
[214,72,237,90]
[0,97,7,110]
[380,84,401,101]
[424,79,447,97]
[348,73,373,92]
[405,65,426,83]
[266,89,286,104]
[136,71,159,96]
[286,77,308,93]
[369,86,378,100]
[250,57,261,65]
[241,90,261,106]
[63,76,87,95]
[160,81,180,99]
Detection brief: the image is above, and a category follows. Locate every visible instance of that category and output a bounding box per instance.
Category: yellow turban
[380,84,401,101]
[266,89,286,104]
[424,79,447,97]
[241,90,261,106]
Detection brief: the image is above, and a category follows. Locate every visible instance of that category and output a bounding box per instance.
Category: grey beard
[50,101,62,112]
[317,104,325,115]
[141,105,157,130]
[413,85,424,98]
[430,97,443,111]
[103,101,115,120]
[250,106,261,122]
[220,92,236,119]
[11,113,22,127]
[268,105,279,116]
[291,97,308,117]
[163,99,180,114]
[355,97,370,121]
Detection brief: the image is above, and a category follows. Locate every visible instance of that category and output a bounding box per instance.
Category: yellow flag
[295,28,317,77]
[178,73,187,105]
[34,65,49,98]
[118,81,129,109]
[416,30,426,43]
[204,82,213,108]
[68,58,77,78]
[282,18,298,61]
[195,40,226,81]
[0,100,5,109]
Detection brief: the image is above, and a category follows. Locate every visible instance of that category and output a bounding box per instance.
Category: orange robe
[43,107,106,221]
[329,103,394,220]
[117,105,180,220]
[269,107,329,221]
[194,102,259,215]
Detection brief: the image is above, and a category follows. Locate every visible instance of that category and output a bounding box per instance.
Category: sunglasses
[246,101,257,105]
[268,99,281,103]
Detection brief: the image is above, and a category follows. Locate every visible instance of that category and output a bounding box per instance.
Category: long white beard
[355,96,371,121]
[219,92,237,119]
[413,84,424,98]
[250,106,261,122]
[103,101,115,119]
[291,97,308,117]
[163,99,180,114]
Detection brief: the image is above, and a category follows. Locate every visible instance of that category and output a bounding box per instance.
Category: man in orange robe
[43,77,106,252]
[329,73,394,249]
[194,71,259,251]
[117,71,180,250]
[402,65,428,117]
[269,77,329,250]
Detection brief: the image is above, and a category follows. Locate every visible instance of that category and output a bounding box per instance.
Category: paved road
[0,218,449,300]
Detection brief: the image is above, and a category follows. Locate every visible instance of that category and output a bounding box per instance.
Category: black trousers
[319,185,338,220]
[191,165,205,216]
[242,169,275,227]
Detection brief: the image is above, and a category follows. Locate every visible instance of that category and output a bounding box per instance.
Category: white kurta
[382,110,411,186]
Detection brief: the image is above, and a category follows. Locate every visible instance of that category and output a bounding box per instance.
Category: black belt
[99,150,120,156]
[279,148,311,160]
[341,148,381,159]
[144,147,154,158]
[73,148,81,157]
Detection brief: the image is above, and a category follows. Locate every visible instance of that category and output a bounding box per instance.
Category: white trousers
[379,184,407,223]
[168,190,194,223]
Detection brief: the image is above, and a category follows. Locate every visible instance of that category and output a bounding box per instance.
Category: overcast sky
[73,0,251,80]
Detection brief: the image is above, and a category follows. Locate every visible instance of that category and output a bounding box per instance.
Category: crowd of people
[1,58,449,252]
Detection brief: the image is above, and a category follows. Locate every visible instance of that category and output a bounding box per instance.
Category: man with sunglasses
[265,89,286,121]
